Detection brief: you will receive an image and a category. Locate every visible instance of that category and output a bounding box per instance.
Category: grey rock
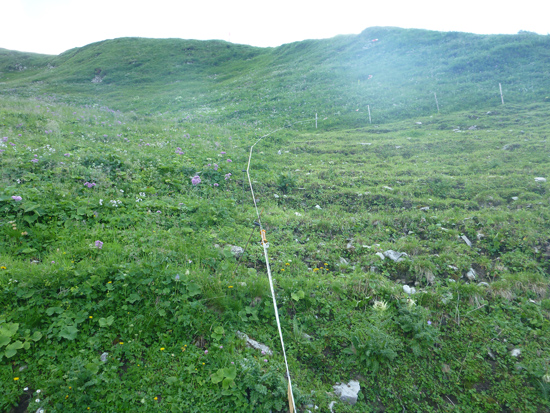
[236,331,272,355]
[425,271,436,285]
[511,196,518,200]
[333,380,360,405]
[461,235,472,247]
[328,401,337,412]
[534,177,547,183]
[420,206,430,211]
[100,352,108,362]
[376,252,385,260]
[502,143,521,151]
[511,348,521,357]
[339,257,349,265]
[466,268,477,281]
[383,250,408,262]
[230,245,245,258]
[477,282,489,287]
[403,285,416,295]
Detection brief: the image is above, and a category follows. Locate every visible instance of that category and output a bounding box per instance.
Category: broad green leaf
[223,366,236,380]
[187,283,201,297]
[86,362,99,375]
[165,376,178,385]
[127,293,141,303]
[0,323,19,338]
[5,340,24,358]
[58,325,78,340]
[211,369,225,384]
[46,307,63,316]
[98,315,114,327]
[222,377,235,389]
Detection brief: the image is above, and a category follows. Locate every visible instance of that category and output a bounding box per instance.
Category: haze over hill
[1,27,549,128]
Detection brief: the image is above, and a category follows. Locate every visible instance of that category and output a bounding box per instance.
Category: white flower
[24,387,28,391]
[406,298,416,308]
[35,399,41,403]
[543,374,550,383]
[139,192,146,197]
[373,300,388,311]
[99,199,103,205]
[36,390,41,394]
[120,189,124,193]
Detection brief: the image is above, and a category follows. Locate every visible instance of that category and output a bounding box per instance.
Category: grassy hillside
[1,27,550,412]
[1,28,550,128]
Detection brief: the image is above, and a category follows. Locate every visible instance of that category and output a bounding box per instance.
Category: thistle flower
[191,175,201,185]
[373,300,388,312]
[95,240,103,249]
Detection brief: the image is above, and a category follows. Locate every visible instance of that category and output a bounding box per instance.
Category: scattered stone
[502,143,521,151]
[534,177,547,183]
[477,282,489,287]
[383,186,393,191]
[236,331,273,355]
[511,196,518,201]
[383,250,408,262]
[274,194,280,198]
[425,271,436,285]
[420,206,430,211]
[333,380,360,405]
[403,285,416,295]
[461,235,472,247]
[346,241,355,250]
[468,125,477,130]
[91,75,103,83]
[376,252,385,260]
[295,212,302,216]
[511,348,521,357]
[359,142,372,145]
[277,150,282,155]
[315,205,322,209]
[448,265,458,271]
[339,257,349,266]
[395,145,402,149]
[466,268,477,281]
[415,121,422,125]
[230,245,244,258]
[476,232,485,240]
[100,352,108,362]
[328,401,337,412]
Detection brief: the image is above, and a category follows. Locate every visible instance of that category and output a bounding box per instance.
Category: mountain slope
[1,27,549,127]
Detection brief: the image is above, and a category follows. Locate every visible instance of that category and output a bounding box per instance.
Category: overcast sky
[2,0,548,55]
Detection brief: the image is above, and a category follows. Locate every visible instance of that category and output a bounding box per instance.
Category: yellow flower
[0,266,6,270]
[285,263,290,266]
[65,395,69,399]
[107,281,112,284]
[202,362,205,365]
[228,286,233,288]
[119,342,124,345]
[13,377,19,381]
[160,348,165,351]
[313,268,319,272]
[89,316,93,319]
[281,269,285,271]
[324,263,328,266]
[154,397,158,401]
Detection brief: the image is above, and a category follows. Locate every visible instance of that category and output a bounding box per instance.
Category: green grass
[1,27,550,412]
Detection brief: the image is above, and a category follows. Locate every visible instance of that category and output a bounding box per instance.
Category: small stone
[420,206,429,211]
[315,205,322,209]
[511,348,521,357]
[295,212,302,216]
[403,285,416,295]
[376,252,385,260]
[274,194,280,198]
[333,380,360,405]
[339,257,349,265]
[230,245,244,258]
[236,331,272,355]
[511,196,518,200]
[534,177,546,183]
[100,352,108,362]
[383,186,393,191]
[461,235,472,247]
[477,282,489,287]
[383,250,408,262]
[415,122,422,125]
[466,268,476,281]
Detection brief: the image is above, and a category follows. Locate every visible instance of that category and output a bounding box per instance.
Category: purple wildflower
[213,164,218,171]
[213,183,219,187]
[64,153,70,157]
[204,350,208,355]
[427,320,432,325]
[31,159,38,163]
[9,142,15,146]
[191,175,201,186]
[2,137,7,142]
[219,345,223,349]
[95,240,103,249]
[175,274,180,281]
[156,210,161,214]
[220,151,226,155]
[12,196,22,201]
[225,173,232,180]
[227,159,232,163]
[264,359,268,363]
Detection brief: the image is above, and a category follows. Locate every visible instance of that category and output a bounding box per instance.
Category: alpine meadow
[1,26,550,412]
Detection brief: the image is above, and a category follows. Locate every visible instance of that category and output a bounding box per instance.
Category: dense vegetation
[1,27,550,412]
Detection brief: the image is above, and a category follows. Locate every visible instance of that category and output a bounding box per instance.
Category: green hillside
[1,28,549,127]
[1,28,550,412]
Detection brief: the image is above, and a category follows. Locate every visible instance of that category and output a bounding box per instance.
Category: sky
[1,0,548,55]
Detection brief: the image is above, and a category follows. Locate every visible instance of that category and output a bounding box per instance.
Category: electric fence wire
[245,117,317,412]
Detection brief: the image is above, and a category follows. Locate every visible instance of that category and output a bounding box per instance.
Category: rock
[315,205,322,209]
[91,75,103,83]
[346,240,354,250]
[383,250,408,262]
[236,331,273,355]
[477,282,489,287]
[274,194,280,198]
[461,235,472,247]
[466,268,477,281]
[359,142,372,145]
[395,145,402,149]
[403,285,416,295]
[328,401,337,412]
[511,196,518,201]
[295,212,302,216]
[100,352,108,362]
[511,348,521,357]
[383,186,393,191]
[468,125,477,130]
[333,380,360,405]
[415,122,422,125]
[339,257,349,266]
[230,245,244,258]
[376,252,385,260]
[425,271,435,285]
[534,177,547,183]
[277,150,282,155]
[420,206,430,211]
[448,265,458,271]
[502,143,521,151]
